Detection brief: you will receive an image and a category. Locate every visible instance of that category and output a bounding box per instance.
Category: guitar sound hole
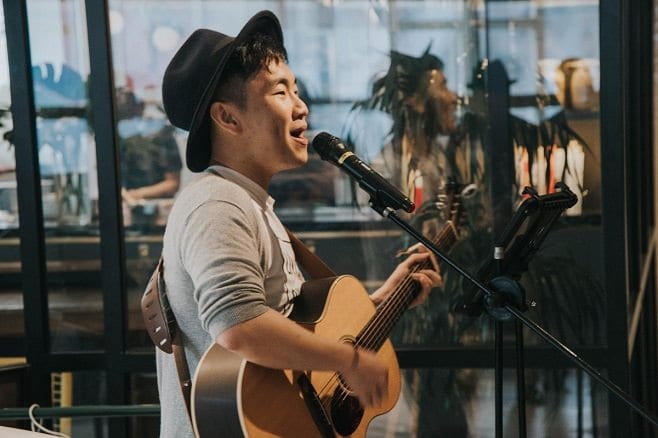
[330,389,364,436]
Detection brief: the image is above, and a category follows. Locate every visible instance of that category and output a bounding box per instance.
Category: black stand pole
[515,319,527,436]
[494,249,504,438]
[488,270,530,437]
[370,203,658,431]
[492,246,529,438]
[494,319,503,437]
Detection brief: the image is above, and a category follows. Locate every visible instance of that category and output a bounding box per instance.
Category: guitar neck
[354,221,458,352]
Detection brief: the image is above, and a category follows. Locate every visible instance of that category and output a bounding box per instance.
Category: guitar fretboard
[354,220,458,352]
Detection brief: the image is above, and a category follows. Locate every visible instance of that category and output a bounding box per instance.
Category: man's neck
[209,158,271,190]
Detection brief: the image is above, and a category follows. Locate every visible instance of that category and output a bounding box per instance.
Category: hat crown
[162,29,234,131]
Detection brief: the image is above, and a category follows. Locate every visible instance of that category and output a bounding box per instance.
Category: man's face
[424,68,458,134]
[237,60,309,175]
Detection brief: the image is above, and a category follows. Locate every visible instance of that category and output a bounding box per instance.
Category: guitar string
[331,228,455,404]
[354,221,456,354]
[312,253,436,408]
[331,232,455,406]
[309,199,461,408]
[341,200,460,355]
[313,221,458,408]
[319,193,573,409]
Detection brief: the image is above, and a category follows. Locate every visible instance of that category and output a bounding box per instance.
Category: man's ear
[210,101,241,135]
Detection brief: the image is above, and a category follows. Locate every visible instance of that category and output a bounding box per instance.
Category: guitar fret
[356,220,459,351]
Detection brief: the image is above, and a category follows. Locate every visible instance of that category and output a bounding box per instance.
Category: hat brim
[185,11,283,172]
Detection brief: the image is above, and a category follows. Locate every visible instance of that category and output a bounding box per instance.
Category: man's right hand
[339,347,389,408]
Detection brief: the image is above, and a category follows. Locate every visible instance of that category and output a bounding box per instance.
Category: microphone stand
[367,199,658,435]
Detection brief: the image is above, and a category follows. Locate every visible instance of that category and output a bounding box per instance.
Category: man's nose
[294,95,309,118]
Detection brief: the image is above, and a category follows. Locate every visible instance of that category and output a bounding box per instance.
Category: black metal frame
[625,1,658,435]
[2,1,656,437]
[84,1,130,435]
[599,5,630,430]
[589,0,656,435]
[3,0,50,407]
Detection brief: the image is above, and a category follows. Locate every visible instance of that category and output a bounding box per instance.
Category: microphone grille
[311,132,346,162]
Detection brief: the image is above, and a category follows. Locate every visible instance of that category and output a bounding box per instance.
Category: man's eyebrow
[268,76,297,88]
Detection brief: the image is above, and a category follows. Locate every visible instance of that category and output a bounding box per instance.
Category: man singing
[158,10,441,437]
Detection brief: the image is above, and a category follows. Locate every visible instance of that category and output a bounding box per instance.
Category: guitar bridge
[297,373,335,438]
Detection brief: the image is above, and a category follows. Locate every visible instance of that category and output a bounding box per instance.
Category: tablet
[461,182,578,316]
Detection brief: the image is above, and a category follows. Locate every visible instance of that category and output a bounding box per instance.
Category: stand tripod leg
[515,320,527,437]
[495,320,503,438]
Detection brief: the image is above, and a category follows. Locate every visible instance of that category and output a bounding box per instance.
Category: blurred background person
[115,87,182,225]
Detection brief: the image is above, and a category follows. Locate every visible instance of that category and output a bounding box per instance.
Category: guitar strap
[141,256,193,423]
[141,229,334,424]
[286,228,336,278]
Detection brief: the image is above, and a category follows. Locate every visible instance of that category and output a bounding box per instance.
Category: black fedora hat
[162,11,283,172]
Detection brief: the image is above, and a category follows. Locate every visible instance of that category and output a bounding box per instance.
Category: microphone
[311,132,415,213]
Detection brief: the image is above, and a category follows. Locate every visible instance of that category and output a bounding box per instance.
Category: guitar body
[192,275,401,437]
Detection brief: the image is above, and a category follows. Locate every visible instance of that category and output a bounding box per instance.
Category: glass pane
[130,372,159,437]
[375,367,609,437]
[108,0,205,350]
[125,235,164,350]
[26,0,103,352]
[472,0,604,351]
[485,0,601,213]
[51,370,107,438]
[393,0,604,351]
[0,3,24,349]
[0,359,28,429]
[112,2,608,436]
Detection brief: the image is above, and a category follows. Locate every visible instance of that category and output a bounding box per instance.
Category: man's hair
[213,32,288,108]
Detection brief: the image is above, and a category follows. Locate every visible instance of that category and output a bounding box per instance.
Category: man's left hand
[371,244,442,308]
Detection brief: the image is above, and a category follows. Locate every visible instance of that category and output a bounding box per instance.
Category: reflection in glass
[116,86,182,228]
[0,3,24,345]
[106,2,605,436]
[50,370,108,437]
[473,0,604,348]
[109,2,187,351]
[36,115,93,227]
[0,105,16,228]
[26,0,104,351]
[371,368,608,437]
[130,371,159,437]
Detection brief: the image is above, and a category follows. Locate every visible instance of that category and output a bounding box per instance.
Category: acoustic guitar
[192,185,465,438]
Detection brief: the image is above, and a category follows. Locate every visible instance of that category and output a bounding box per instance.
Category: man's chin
[281,155,308,172]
